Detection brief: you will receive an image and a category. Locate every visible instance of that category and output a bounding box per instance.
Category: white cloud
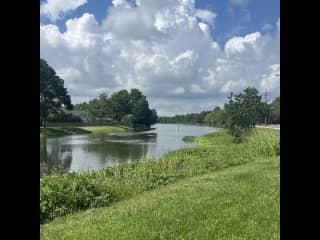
[225,32,261,56]
[190,84,205,93]
[112,0,130,7]
[195,9,217,26]
[260,64,280,95]
[173,87,186,94]
[40,0,87,22]
[40,0,279,116]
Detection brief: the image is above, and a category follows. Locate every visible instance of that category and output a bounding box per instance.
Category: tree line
[159,87,280,142]
[40,58,157,129]
[74,89,158,129]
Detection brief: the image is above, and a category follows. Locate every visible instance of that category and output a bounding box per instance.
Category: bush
[48,113,83,123]
[40,173,116,223]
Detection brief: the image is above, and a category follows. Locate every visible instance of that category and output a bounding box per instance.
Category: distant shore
[40,125,131,138]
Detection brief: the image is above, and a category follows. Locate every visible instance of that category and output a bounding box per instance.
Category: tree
[269,96,280,124]
[40,59,72,127]
[224,87,264,141]
[132,97,151,126]
[87,92,111,121]
[204,107,226,127]
[129,89,144,107]
[149,109,158,125]
[110,90,131,122]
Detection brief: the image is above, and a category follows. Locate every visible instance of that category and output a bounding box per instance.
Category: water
[40,123,218,173]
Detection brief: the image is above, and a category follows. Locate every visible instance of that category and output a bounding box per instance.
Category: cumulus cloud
[40,0,87,22]
[40,0,279,116]
[195,9,217,26]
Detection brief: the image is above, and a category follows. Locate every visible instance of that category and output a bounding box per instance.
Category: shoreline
[40,125,132,138]
[41,128,279,225]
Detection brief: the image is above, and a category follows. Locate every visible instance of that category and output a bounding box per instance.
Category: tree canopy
[223,87,264,141]
[74,88,157,129]
[40,58,72,127]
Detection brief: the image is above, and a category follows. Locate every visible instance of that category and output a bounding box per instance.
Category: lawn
[40,128,279,239]
[41,156,279,240]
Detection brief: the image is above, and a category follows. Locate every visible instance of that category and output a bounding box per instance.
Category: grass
[40,125,129,138]
[79,125,130,132]
[182,135,197,142]
[41,156,279,240]
[40,127,91,138]
[40,128,279,227]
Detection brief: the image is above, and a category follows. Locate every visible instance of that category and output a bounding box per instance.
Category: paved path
[256,125,280,130]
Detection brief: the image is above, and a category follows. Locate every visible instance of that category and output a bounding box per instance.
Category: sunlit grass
[40,125,131,138]
[79,125,131,132]
[41,156,279,240]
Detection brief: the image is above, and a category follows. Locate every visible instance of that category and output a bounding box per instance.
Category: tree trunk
[43,118,47,128]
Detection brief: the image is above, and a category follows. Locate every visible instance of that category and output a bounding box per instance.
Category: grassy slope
[79,125,130,132]
[41,156,279,240]
[40,126,128,138]
[41,129,279,239]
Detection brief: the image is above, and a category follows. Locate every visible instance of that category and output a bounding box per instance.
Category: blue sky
[40,0,279,116]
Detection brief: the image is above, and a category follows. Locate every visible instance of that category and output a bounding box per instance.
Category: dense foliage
[47,112,83,123]
[74,89,158,129]
[40,59,73,127]
[269,96,280,124]
[224,87,265,141]
[158,111,209,124]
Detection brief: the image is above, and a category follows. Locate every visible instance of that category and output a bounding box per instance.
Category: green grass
[182,135,197,142]
[40,127,91,138]
[40,128,279,227]
[79,125,130,132]
[40,125,130,138]
[41,156,279,240]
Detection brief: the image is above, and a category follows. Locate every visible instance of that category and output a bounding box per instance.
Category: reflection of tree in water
[40,138,72,174]
[83,132,157,166]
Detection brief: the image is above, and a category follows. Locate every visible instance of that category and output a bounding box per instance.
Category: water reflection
[40,124,217,173]
[40,137,72,174]
[82,132,157,165]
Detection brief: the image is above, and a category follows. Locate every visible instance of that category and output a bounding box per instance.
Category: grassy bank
[40,128,279,225]
[40,127,91,138]
[40,125,129,138]
[41,155,279,240]
[182,135,197,142]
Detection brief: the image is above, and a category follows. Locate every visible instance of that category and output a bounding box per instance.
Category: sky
[40,0,280,116]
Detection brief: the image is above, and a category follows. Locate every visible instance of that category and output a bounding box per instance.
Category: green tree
[40,59,72,127]
[204,107,226,127]
[111,90,131,122]
[269,96,280,124]
[150,109,158,125]
[132,97,151,126]
[87,93,111,121]
[224,87,264,141]
[129,89,144,107]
